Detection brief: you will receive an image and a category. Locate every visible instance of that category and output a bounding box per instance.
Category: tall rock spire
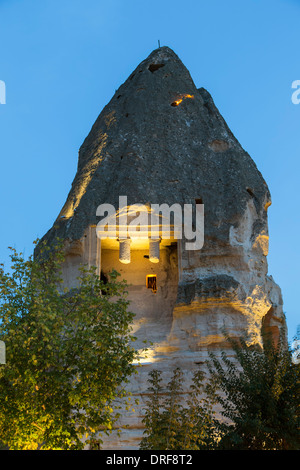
[42,46,270,245]
[39,46,286,449]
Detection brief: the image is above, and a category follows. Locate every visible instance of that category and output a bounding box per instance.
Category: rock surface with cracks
[38,46,287,449]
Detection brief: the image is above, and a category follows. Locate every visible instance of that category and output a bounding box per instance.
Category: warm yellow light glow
[59,132,109,219]
[146,274,157,293]
[171,94,194,107]
[96,202,179,241]
[172,99,182,106]
[132,348,157,365]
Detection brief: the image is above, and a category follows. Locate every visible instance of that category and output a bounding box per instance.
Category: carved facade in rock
[38,47,287,449]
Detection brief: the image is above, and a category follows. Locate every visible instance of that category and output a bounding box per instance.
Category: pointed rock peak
[145,46,181,66]
[143,46,190,75]
[39,46,270,248]
[115,45,194,91]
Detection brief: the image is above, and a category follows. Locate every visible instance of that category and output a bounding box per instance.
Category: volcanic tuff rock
[41,46,270,245]
[38,46,287,449]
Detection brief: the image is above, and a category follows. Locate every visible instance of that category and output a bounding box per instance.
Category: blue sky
[0,0,299,342]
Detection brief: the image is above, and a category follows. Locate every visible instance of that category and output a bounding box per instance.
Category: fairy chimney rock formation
[39,46,287,449]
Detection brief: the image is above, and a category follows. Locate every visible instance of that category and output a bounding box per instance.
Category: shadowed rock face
[38,47,287,449]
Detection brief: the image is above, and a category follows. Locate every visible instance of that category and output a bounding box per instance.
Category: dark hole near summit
[148,63,165,73]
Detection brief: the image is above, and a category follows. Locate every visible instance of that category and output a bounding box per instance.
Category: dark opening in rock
[148,63,165,73]
[146,274,157,293]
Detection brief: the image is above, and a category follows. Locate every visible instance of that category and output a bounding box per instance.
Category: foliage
[140,334,300,451]
[207,334,300,450]
[0,240,138,450]
[140,367,217,450]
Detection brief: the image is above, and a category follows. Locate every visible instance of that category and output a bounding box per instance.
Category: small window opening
[148,63,165,73]
[146,274,157,293]
[195,198,203,205]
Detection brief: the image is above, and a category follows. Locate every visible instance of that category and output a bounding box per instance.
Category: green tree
[140,367,217,450]
[207,335,300,450]
[0,240,138,450]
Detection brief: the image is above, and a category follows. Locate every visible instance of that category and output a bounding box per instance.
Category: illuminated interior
[146,274,157,293]
[96,204,178,264]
